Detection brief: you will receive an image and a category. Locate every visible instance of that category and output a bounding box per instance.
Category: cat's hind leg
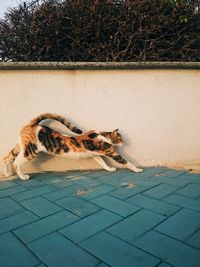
[13,152,30,180]
[3,161,14,177]
[94,156,116,172]
[3,144,20,177]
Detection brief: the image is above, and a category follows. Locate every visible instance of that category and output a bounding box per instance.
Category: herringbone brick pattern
[0,168,200,267]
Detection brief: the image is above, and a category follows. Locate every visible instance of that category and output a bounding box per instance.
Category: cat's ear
[113,129,119,134]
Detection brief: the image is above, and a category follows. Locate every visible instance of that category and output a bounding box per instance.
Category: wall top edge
[0,62,200,70]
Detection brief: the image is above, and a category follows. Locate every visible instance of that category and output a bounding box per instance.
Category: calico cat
[3,113,143,180]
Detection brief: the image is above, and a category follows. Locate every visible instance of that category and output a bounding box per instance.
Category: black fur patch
[102,142,112,150]
[88,132,99,139]
[62,144,69,153]
[24,143,37,159]
[112,155,127,164]
[11,150,16,157]
[38,129,54,152]
[60,118,65,124]
[70,137,81,147]
[73,127,82,134]
[83,140,99,151]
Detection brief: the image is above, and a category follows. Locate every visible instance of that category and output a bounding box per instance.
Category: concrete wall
[0,63,200,177]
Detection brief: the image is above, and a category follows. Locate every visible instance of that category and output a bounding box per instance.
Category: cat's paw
[134,168,143,173]
[107,167,117,172]
[19,174,30,180]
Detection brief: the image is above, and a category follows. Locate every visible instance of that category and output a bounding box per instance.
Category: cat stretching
[3,113,143,180]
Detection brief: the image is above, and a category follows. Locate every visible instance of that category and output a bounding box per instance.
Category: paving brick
[126,194,180,217]
[15,179,43,189]
[156,208,200,241]
[120,176,162,187]
[177,173,200,184]
[143,183,179,199]
[134,167,167,178]
[0,232,39,267]
[96,173,125,186]
[56,196,100,217]
[49,178,75,188]
[99,170,146,187]
[43,184,85,201]
[152,176,190,187]
[32,172,69,184]
[87,170,114,178]
[66,170,92,178]
[73,175,103,187]
[81,231,159,267]
[29,232,99,267]
[186,229,200,249]
[0,210,38,234]
[12,185,58,201]
[0,185,28,198]
[60,171,89,179]
[160,169,187,178]
[158,262,173,267]
[164,194,200,212]
[0,180,18,190]
[91,195,140,217]
[20,196,62,218]
[107,209,165,242]
[133,230,200,267]
[78,184,116,200]
[96,262,110,267]
[176,183,200,199]
[14,210,79,243]
[109,184,150,200]
[59,209,121,243]
[97,170,132,180]
[0,197,25,219]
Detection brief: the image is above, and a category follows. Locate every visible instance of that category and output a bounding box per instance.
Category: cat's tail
[2,144,20,177]
[29,113,83,134]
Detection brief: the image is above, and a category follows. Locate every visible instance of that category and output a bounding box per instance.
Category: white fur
[13,152,29,180]
[126,162,143,173]
[61,151,98,159]
[39,119,79,136]
[3,162,14,177]
[94,156,116,172]
[97,133,112,144]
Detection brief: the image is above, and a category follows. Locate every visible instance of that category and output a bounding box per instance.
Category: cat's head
[100,129,123,145]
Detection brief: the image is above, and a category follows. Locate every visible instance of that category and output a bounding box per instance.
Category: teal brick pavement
[0,168,200,266]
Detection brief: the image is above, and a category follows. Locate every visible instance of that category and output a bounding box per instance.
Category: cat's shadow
[28,152,53,172]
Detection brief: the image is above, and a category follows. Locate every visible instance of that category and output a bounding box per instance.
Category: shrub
[0,0,199,61]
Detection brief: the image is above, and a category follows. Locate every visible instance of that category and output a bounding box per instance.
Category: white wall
[0,68,200,177]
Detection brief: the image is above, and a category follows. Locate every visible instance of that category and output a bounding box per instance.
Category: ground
[0,167,200,267]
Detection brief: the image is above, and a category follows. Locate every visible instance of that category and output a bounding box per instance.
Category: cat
[3,113,83,178]
[3,113,143,180]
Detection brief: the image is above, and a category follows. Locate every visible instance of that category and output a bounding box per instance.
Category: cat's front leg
[126,162,143,173]
[94,156,116,172]
[106,151,143,173]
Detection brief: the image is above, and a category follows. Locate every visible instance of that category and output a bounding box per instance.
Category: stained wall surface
[0,68,199,177]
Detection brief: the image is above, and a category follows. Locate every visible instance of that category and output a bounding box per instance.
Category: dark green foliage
[0,0,199,62]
